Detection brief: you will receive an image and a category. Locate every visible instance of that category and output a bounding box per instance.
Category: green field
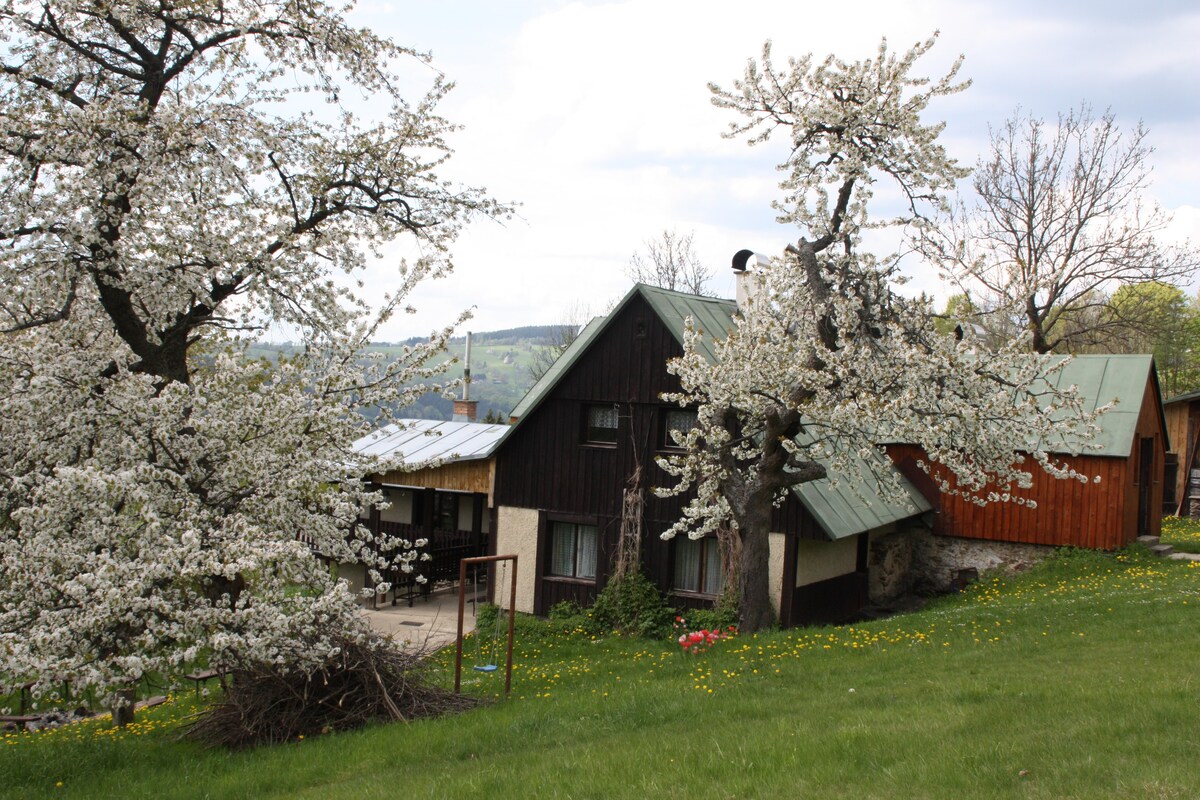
[5,542,1200,799]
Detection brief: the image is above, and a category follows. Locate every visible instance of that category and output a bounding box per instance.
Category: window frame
[432,492,460,532]
[670,535,723,598]
[659,407,698,452]
[582,403,619,446]
[546,519,599,582]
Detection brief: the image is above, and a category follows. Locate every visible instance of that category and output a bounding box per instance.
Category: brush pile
[185,632,481,749]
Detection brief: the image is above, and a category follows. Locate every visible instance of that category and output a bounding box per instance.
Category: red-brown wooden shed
[889,354,1168,550]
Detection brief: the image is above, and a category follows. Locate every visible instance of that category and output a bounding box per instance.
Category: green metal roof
[794,453,932,541]
[639,285,738,363]
[502,283,928,541]
[502,287,1161,539]
[1165,387,1200,406]
[508,314,607,421]
[507,284,737,423]
[1033,354,1159,457]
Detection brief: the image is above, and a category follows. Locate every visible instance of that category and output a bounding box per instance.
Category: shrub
[590,571,674,639]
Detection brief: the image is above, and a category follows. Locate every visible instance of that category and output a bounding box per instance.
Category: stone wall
[869,525,1053,603]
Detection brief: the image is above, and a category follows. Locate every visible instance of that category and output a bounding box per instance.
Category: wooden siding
[495,292,821,616]
[376,459,495,501]
[1165,399,1200,514]
[888,374,1166,549]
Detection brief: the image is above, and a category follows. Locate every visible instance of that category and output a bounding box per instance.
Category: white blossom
[660,34,1102,631]
[0,0,508,707]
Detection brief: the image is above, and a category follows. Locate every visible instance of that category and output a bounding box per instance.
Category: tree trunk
[730,490,777,632]
[112,687,136,727]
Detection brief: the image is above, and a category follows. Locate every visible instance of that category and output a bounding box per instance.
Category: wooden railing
[366,519,487,607]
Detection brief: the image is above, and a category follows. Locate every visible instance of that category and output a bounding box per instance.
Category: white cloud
[326,0,1200,340]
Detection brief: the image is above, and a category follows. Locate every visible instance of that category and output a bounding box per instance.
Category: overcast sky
[328,0,1200,341]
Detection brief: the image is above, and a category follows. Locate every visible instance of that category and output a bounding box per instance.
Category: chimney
[731,249,770,310]
[453,399,478,422]
[453,331,478,422]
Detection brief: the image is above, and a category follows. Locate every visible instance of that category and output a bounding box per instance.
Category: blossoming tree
[657,35,1104,631]
[0,0,506,719]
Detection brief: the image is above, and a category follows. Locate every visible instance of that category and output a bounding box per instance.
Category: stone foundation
[869,526,1053,602]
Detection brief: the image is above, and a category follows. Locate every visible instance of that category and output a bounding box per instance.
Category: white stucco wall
[495,506,540,613]
[768,532,786,615]
[795,536,859,587]
[379,489,414,524]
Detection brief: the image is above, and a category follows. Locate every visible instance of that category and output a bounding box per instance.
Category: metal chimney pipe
[463,331,472,401]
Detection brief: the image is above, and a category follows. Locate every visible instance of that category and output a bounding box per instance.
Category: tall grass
[5,545,1200,799]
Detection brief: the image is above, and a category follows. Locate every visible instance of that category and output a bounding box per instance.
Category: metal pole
[454,557,468,694]
[505,556,517,696]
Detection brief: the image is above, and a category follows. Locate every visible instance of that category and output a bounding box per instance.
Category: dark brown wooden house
[490,284,930,627]
[888,354,1169,549]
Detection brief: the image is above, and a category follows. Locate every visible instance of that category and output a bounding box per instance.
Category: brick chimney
[453,399,478,422]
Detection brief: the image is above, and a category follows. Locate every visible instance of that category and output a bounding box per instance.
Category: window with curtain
[549,521,598,580]
[673,536,722,595]
[584,405,619,444]
[660,408,698,450]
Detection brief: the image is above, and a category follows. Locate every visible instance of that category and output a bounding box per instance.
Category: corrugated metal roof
[639,285,738,363]
[793,452,932,540]
[353,419,507,465]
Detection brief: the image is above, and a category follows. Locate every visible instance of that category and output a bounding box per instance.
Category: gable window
[660,408,698,450]
[584,405,618,445]
[673,536,723,596]
[549,521,598,580]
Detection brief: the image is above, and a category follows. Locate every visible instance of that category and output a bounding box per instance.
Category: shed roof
[353,419,507,465]
[1165,387,1200,406]
[1034,354,1162,457]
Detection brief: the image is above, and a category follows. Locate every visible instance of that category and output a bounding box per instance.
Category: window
[584,404,618,445]
[660,408,698,450]
[549,522,598,580]
[673,536,723,595]
[433,492,459,531]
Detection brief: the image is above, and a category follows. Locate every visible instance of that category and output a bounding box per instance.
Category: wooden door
[1138,437,1154,537]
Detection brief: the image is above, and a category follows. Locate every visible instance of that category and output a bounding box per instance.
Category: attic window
[660,408,698,450]
[584,405,618,445]
[634,318,648,338]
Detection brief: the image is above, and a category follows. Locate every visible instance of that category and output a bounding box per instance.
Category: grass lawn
[5,544,1200,799]
[1160,515,1200,554]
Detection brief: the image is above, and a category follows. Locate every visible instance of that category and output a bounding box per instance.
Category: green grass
[1161,514,1200,553]
[6,546,1200,799]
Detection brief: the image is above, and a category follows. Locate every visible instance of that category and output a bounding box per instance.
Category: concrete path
[362,586,487,651]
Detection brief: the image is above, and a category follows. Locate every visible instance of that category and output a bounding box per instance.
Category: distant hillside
[249,325,572,422]
[382,324,573,349]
